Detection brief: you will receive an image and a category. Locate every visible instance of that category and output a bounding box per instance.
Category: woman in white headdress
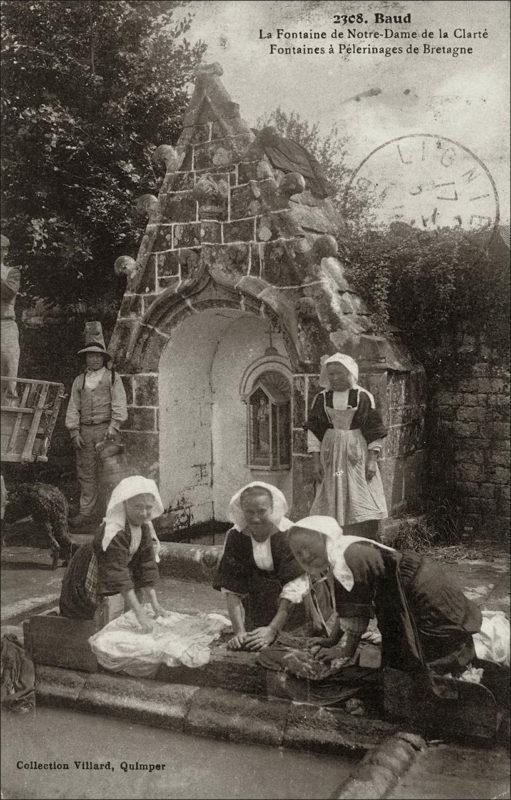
[60,476,171,631]
[213,482,304,651]
[305,353,388,540]
[258,516,484,705]
[286,516,482,673]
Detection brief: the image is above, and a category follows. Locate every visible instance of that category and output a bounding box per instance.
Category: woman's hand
[365,451,378,481]
[244,626,277,651]
[306,637,332,655]
[72,433,85,450]
[312,455,324,484]
[227,633,247,651]
[136,611,153,633]
[154,606,172,618]
[314,646,346,663]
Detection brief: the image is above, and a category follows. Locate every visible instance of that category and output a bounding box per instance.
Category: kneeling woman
[286,516,482,676]
[213,482,304,651]
[59,476,171,632]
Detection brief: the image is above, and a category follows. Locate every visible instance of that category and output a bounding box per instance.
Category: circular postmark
[344,134,500,246]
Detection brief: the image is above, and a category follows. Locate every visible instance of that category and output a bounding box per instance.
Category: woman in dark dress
[213,482,304,651]
[305,353,388,541]
[258,515,487,708]
[285,515,482,674]
[59,476,171,631]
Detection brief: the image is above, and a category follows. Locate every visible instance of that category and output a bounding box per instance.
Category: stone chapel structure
[108,63,426,530]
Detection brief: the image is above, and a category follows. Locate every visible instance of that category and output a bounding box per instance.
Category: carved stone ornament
[151,144,181,173]
[114,256,137,279]
[279,172,306,197]
[311,234,338,260]
[135,194,159,219]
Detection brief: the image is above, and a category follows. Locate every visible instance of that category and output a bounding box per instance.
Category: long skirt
[311,428,387,527]
[59,543,97,620]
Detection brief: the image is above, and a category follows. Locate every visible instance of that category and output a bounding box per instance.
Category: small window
[247,371,291,470]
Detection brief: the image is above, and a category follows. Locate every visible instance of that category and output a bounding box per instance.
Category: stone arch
[118,275,304,377]
[155,284,297,526]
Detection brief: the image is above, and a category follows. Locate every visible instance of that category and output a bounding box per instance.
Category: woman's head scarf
[290,515,395,590]
[228,481,291,533]
[319,353,359,389]
[101,475,164,561]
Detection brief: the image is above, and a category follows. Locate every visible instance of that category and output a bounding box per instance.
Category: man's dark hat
[78,321,108,356]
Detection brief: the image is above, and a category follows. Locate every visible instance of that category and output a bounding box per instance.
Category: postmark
[344,134,500,245]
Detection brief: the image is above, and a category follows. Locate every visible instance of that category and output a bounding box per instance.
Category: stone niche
[108,62,426,531]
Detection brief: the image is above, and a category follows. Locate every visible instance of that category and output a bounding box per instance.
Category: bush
[340,223,510,387]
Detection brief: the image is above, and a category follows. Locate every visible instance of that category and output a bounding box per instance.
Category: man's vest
[79,370,115,426]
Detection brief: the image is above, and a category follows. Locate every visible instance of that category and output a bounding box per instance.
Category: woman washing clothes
[259,516,484,705]
[59,476,171,631]
[305,353,388,541]
[286,516,483,674]
[213,482,304,651]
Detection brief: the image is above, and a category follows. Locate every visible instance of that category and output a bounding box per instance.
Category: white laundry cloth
[473,609,510,667]
[89,606,231,677]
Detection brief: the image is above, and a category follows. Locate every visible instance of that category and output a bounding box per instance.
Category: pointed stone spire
[178,62,253,148]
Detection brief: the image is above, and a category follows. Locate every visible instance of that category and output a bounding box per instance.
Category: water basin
[2,705,358,799]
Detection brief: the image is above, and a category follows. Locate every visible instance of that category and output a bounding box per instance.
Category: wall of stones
[429,351,510,540]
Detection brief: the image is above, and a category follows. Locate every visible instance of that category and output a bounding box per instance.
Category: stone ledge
[332,731,426,799]
[184,686,286,747]
[156,643,267,696]
[33,666,401,756]
[35,664,88,706]
[283,703,396,756]
[158,541,222,580]
[76,672,199,733]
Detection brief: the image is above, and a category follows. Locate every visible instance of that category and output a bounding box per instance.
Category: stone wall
[430,351,510,540]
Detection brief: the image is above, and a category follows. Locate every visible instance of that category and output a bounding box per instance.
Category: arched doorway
[158,308,293,528]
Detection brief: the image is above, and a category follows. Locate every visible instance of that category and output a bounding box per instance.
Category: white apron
[310,407,387,526]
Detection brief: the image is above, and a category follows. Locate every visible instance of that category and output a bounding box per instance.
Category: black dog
[2,482,78,569]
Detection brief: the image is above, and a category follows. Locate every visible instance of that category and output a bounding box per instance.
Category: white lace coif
[319,353,359,389]
[291,515,395,591]
[101,475,164,562]
[227,481,290,532]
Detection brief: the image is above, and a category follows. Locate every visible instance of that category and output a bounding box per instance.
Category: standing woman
[305,353,388,541]
[213,482,304,651]
[59,476,171,631]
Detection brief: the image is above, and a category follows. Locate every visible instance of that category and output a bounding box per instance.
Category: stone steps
[34,664,400,757]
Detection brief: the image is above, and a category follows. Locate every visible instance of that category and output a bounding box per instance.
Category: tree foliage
[1,0,206,308]
[340,223,510,383]
[259,108,509,383]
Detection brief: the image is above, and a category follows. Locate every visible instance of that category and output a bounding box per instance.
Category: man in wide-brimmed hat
[1,233,21,403]
[65,329,127,527]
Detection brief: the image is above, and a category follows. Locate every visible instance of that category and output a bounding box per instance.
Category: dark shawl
[59,541,96,619]
[304,389,388,445]
[213,527,303,596]
[338,543,481,675]
[59,521,159,619]
[93,521,159,596]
